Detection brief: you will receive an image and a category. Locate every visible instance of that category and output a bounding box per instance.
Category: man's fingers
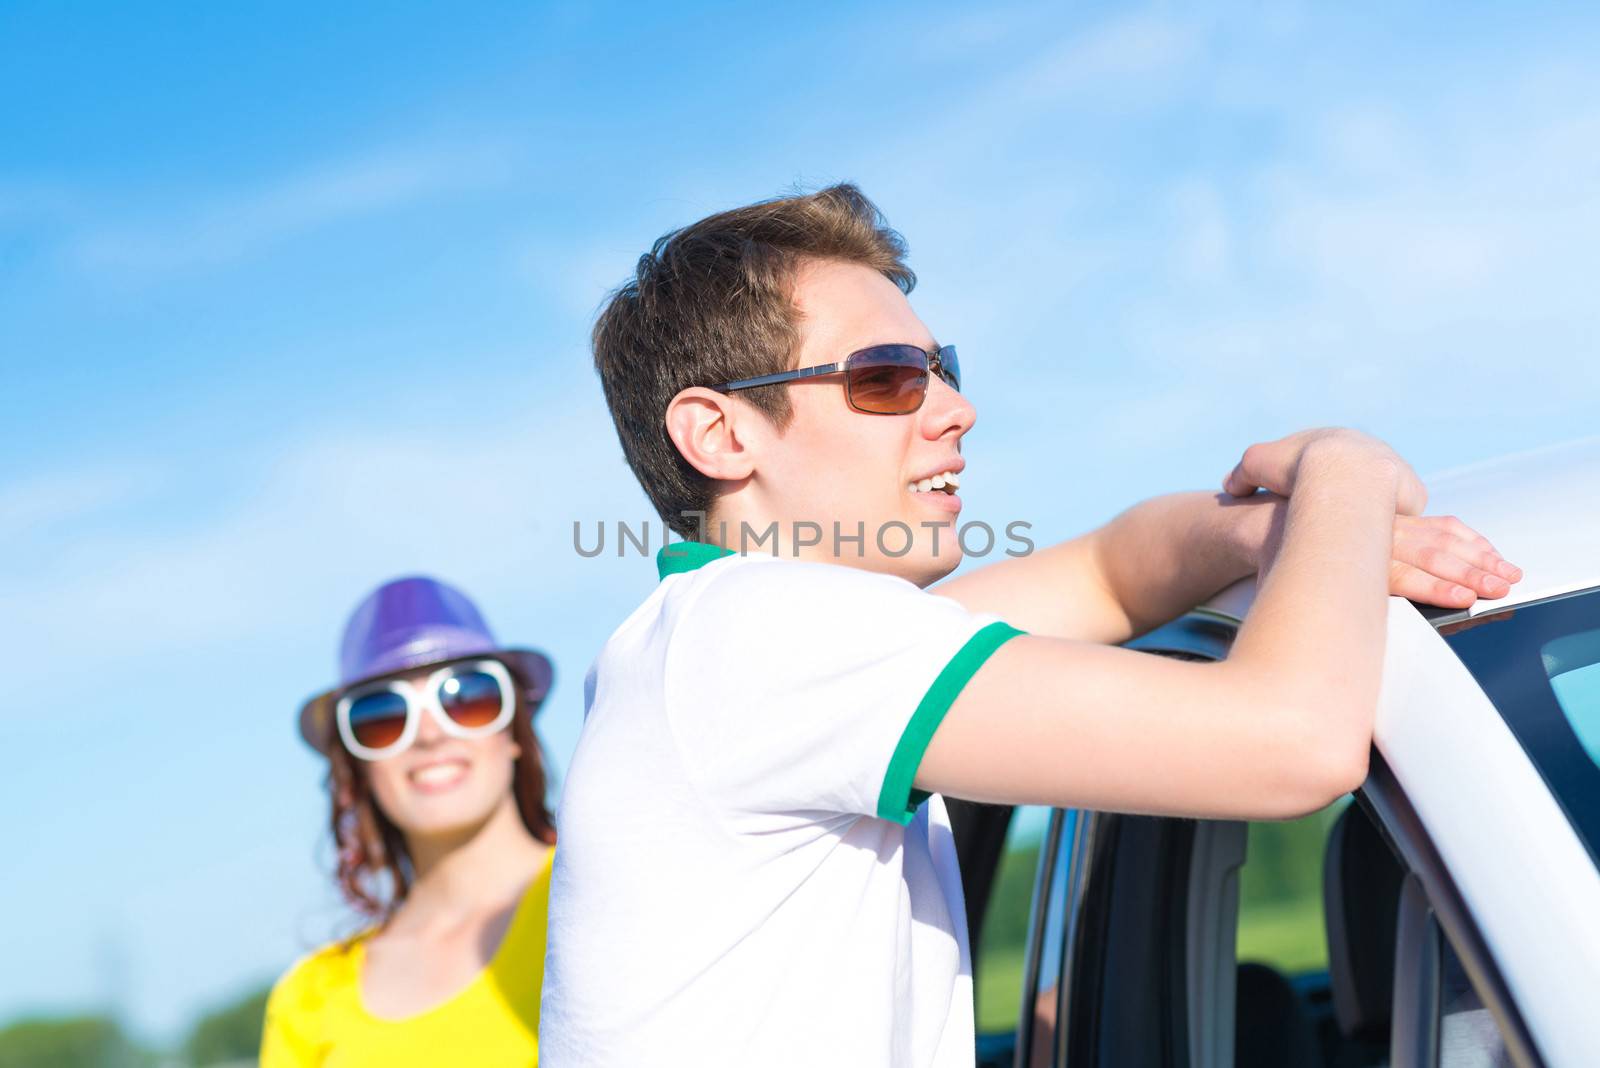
[1386,510,1526,604]
[1395,517,1523,584]
[1223,444,1295,498]
[1446,514,1497,547]
[1389,561,1476,608]
[1222,463,1258,498]
[1445,518,1522,580]
[1448,535,1522,583]
[1405,543,1512,598]
[1432,514,1509,559]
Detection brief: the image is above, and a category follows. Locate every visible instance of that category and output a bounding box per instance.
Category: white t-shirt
[540,543,1023,1067]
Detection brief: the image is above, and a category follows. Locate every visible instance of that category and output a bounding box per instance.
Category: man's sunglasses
[712,343,960,415]
[335,658,516,761]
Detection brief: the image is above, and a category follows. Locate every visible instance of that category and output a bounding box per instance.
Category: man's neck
[697,504,946,586]
[697,503,847,568]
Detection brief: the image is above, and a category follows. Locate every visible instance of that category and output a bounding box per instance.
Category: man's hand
[1224,429,1521,609]
[1389,513,1522,608]
[1223,427,1428,515]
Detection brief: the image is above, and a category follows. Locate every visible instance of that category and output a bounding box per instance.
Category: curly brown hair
[324,677,556,921]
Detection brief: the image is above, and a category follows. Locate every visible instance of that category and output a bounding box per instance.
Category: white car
[965,437,1600,1068]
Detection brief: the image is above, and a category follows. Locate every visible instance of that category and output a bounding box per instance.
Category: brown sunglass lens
[439,670,506,730]
[846,347,928,414]
[347,690,410,751]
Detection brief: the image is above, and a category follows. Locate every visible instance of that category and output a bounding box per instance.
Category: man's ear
[664,387,761,482]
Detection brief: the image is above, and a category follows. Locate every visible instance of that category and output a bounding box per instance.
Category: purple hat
[298,576,554,753]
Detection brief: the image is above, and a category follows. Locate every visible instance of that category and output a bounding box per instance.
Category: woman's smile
[406,757,471,794]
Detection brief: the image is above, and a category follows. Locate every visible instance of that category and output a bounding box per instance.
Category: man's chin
[900,532,965,588]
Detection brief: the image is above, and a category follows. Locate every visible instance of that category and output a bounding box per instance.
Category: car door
[1009,611,1237,1068]
[1012,609,1543,1068]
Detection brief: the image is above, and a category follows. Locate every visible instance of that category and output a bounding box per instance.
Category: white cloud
[927,8,1201,142]
[513,232,642,322]
[0,465,162,544]
[0,179,82,228]
[859,9,1600,487]
[67,140,522,276]
[1165,179,1234,285]
[0,371,650,674]
[1017,9,1197,97]
[1217,101,1600,408]
[910,1,1060,60]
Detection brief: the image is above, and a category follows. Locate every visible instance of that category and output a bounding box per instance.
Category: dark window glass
[1441,588,1600,865]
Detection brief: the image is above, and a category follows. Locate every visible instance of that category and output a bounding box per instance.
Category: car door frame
[1367,753,1544,1067]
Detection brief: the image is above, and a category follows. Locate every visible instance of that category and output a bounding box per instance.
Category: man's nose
[922,376,976,440]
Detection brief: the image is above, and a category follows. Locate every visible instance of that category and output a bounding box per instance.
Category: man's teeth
[908,470,961,493]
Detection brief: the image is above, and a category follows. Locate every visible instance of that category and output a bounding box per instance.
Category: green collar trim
[657,540,736,580]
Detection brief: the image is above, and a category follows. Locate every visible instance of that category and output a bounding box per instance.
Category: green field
[976,943,1029,1034]
[1236,894,1328,974]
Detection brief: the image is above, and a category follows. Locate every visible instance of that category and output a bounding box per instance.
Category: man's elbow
[1271,707,1374,818]
[1222,662,1377,815]
[1310,736,1372,807]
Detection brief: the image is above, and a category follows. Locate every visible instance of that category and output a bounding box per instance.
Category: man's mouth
[908,469,962,495]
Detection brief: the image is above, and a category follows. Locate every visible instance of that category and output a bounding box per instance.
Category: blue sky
[4,0,1600,1043]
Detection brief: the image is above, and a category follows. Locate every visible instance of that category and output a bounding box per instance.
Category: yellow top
[260,849,553,1067]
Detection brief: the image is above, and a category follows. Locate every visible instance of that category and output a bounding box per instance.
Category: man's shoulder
[588,554,971,699]
[660,555,979,680]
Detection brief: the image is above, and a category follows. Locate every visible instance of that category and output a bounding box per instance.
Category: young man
[541,185,1519,1066]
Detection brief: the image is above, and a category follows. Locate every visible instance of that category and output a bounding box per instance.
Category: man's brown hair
[593,183,915,537]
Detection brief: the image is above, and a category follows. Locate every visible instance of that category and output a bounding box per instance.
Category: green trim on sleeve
[657,540,735,580]
[875,621,1026,824]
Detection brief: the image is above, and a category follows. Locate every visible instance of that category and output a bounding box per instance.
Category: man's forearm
[1086,490,1269,639]
[1219,440,1401,785]
[936,490,1268,643]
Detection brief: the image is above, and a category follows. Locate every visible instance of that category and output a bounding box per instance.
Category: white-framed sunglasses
[335,658,516,761]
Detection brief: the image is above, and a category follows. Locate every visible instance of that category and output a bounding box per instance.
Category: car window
[1443,588,1600,864]
[1236,800,1344,975]
[975,805,1051,1035]
[1543,627,1600,771]
[1437,923,1513,1067]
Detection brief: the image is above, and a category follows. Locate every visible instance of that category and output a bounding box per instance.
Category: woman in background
[262,576,557,1066]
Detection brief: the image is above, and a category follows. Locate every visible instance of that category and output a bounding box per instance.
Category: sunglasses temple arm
[715,362,844,393]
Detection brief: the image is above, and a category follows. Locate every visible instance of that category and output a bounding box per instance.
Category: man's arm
[934,491,1266,643]
[936,472,1519,645]
[915,430,1479,821]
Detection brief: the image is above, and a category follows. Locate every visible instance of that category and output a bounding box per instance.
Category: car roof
[1200,435,1600,626]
